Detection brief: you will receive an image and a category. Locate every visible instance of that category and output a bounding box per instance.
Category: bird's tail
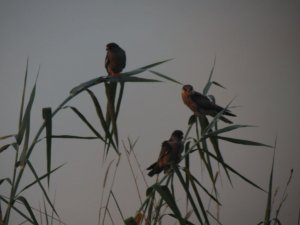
[147,162,163,177]
[220,116,233,124]
[223,109,236,117]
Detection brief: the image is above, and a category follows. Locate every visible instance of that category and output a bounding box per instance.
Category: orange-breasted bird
[147,130,184,177]
[105,43,126,76]
[181,84,236,124]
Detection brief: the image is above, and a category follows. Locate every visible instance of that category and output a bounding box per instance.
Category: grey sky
[1,1,300,225]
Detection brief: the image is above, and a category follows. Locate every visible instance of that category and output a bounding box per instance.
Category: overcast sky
[0,1,300,225]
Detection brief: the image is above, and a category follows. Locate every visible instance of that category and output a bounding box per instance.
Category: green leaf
[188,115,197,125]
[122,59,173,77]
[203,57,216,95]
[0,195,35,224]
[203,125,254,138]
[19,58,29,130]
[184,169,221,205]
[84,89,118,153]
[0,144,11,154]
[264,142,276,225]
[63,106,105,143]
[42,107,52,187]
[151,184,186,225]
[0,134,15,141]
[18,164,64,195]
[15,196,39,225]
[216,136,272,148]
[109,76,161,83]
[149,70,182,85]
[16,67,39,144]
[0,178,12,186]
[174,167,204,224]
[70,76,107,95]
[25,161,59,217]
[51,135,98,140]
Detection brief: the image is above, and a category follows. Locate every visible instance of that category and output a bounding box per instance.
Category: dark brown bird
[105,43,126,76]
[181,84,236,124]
[147,130,184,177]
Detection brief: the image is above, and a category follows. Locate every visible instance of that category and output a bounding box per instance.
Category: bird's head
[171,130,184,141]
[106,42,120,50]
[182,84,194,95]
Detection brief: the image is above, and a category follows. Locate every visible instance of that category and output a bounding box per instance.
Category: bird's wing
[190,91,214,110]
[158,141,172,161]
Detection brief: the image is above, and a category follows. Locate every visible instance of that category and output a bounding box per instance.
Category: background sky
[0,1,300,225]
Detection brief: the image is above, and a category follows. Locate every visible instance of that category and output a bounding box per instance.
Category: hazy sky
[0,1,300,225]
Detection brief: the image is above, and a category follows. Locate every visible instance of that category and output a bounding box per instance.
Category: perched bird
[105,43,126,76]
[147,130,184,177]
[181,84,236,124]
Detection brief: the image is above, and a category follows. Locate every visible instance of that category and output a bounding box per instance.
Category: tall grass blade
[188,170,210,225]
[70,77,107,95]
[16,70,38,145]
[184,169,221,205]
[202,149,265,192]
[264,142,276,225]
[203,125,254,138]
[0,178,12,186]
[174,167,204,225]
[0,196,34,224]
[151,184,185,225]
[17,164,64,195]
[85,89,118,153]
[19,58,29,130]
[15,196,38,225]
[18,113,30,168]
[122,59,173,77]
[0,144,11,154]
[51,135,98,140]
[216,136,272,148]
[63,106,105,142]
[111,191,125,221]
[149,70,182,85]
[203,57,216,95]
[0,134,15,141]
[115,82,125,118]
[26,161,59,217]
[42,107,52,187]
[109,76,161,83]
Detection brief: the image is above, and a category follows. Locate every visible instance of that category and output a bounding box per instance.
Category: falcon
[181,84,236,124]
[105,43,126,76]
[147,130,184,177]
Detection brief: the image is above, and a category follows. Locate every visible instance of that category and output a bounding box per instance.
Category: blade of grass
[203,56,216,95]
[17,164,64,195]
[51,135,98,140]
[85,89,118,153]
[174,167,204,225]
[1,196,34,224]
[264,140,276,225]
[63,106,105,142]
[149,70,182,85]
[0,144,11,154]
[15,196,38,225]
[16,68,38,145]
[122,59,173,77]
[151,184,186,225]
[19,58,29,130]
[0,134,16,141]
[42,107,52,187]
[0,178,12,186]
[216,136,272,148]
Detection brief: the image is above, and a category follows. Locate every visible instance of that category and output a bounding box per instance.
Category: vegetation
[0,59,295,225]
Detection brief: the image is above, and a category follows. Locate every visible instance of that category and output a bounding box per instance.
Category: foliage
[0,58,295,225]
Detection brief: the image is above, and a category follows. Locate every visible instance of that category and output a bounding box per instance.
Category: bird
[147,130,184,177]
[181,84,236,124]
[105,43,126,77]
